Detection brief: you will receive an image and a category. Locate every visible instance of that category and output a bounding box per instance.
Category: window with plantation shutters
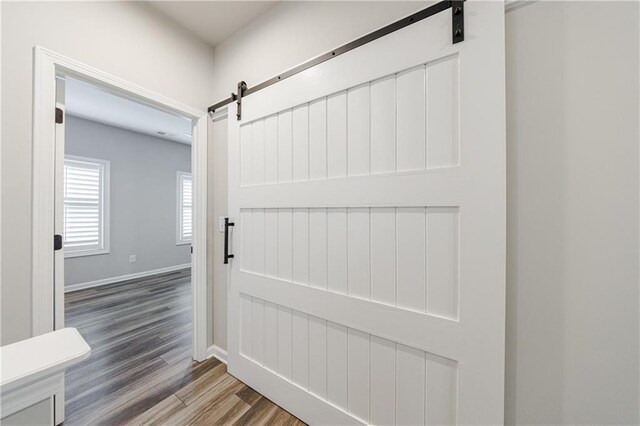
[63,156,110,257]
[177,171,192,244]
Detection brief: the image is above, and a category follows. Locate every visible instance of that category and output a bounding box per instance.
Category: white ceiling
[148,1,279,47]
[65,78,193,145]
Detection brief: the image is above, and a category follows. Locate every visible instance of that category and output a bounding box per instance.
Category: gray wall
[2,400,51,426]
[65,116,191,286]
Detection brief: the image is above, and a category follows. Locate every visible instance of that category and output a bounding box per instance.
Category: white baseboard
[65,263,191,293]
[207,344,227,364]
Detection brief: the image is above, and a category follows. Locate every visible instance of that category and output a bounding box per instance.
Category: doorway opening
[31,46,208,425]
[58,76,194,424]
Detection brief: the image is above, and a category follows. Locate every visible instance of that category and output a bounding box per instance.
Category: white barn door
[227,2,505,424]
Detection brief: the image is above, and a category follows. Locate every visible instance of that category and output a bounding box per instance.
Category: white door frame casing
[31,46,209,362]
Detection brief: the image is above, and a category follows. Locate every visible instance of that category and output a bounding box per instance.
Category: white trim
[0,328,90,420]
[206,344,228,364]
[31,47,208,369]
[176,170,193,245]
[64,248,110,259]
[191,115,208,362]
[32,46,57,339]
[62,154,111,258]
[0,2,3,320]
[1,372,59,421]
[64,263,190,293]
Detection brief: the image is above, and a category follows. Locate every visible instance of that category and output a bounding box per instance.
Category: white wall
[65,116,191,287]
[209,1,425,102]
[209,114,228,355]
[505,1,639,424]
[0,1,216,348]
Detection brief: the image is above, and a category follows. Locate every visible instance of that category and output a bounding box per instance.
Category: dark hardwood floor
[64,269,304,425]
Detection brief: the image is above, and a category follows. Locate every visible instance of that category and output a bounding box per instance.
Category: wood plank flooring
[64,269,304,425]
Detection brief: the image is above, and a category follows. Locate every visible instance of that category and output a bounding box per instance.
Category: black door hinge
[54,234,63,251]
[452,1,464,44]
[55,107,64,124]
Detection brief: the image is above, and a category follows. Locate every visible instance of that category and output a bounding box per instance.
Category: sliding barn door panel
[228,2,505,424]
[238,294,460,425]
[239,206,460,318]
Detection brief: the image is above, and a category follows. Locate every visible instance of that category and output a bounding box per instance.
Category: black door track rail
[208,0,464,121]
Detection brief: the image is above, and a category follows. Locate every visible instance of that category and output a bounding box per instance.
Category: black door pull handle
[224,218,235,264]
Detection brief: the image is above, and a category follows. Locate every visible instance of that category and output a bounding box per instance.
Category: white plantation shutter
[64,156,109,256]
[178,172,192,243]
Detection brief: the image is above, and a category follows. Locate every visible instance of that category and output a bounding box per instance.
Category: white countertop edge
[0,328,91,394]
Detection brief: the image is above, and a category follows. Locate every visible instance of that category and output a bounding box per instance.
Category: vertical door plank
[292,311,310,389]
[278,110,293,183]
[308,315,328,398]
[240,210,253,272]
[309,208,328,289]
[326,321,348,410]
[264,114,279,184]
[293,208,310,286]
[396,344,425,425]
[278,209,293,282]
[396,207,426,312]
[309,98,328,180]
[347,84,370,177]
[292,104,309,182]
[252,119,265,185]
[427,56,459,169]
[371,336,396,426]
[240,294,252,357]
[370,207,396,305]
[397,66,426,172]
[347,328,370,423]
[426,354,458,426]
[327,92,347,178]
[371,75,396,174]
[251,298,265,365]
[240,123,252,186]
[426,208,459,320]
[327,208,348,294]
[277,306,293,380]
[264,209,279,278]
[347,208,370,299]
[263,301,278,371]
[252,209,265,275]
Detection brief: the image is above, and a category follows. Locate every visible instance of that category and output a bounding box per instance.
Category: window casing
[177,171,192,245]
[63,155,110,257]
